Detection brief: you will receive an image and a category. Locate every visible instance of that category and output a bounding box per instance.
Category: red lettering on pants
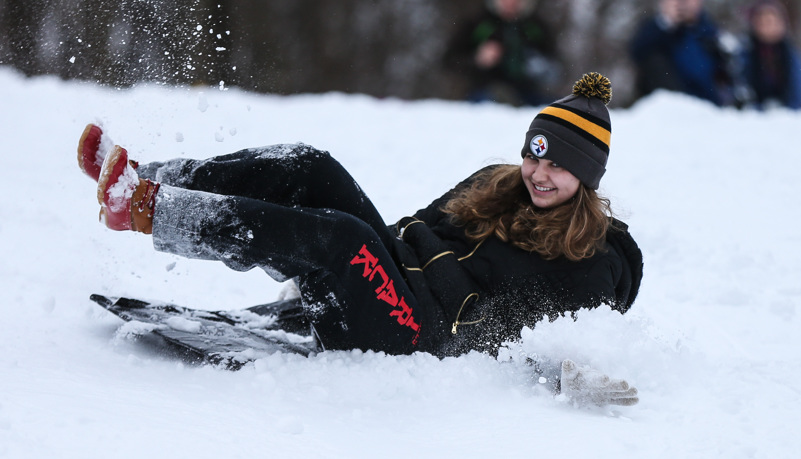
[377,279,399,306]
[369,265,390,294]
[390,297,421,333]
[350,244,421,345]
[350,244,378,277]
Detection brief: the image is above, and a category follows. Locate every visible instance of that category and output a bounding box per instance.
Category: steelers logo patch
[530,135,548,157]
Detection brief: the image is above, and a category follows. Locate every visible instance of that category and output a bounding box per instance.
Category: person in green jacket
[444,0,561,106]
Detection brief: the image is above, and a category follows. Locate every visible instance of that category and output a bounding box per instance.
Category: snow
[104,161,138,212]
[164,316,203,333]
[0,67,799,458]
[95,126,116,167]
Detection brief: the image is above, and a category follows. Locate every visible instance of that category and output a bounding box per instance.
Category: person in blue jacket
[741,0,801,110]
[630,0,737,106]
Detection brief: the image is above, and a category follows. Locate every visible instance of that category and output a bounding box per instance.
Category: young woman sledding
[79,72,643,407]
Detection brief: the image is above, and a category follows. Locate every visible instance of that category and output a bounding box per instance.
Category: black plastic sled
[91,294,317,370]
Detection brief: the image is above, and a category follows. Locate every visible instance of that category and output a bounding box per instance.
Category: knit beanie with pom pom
[521,72,613,190]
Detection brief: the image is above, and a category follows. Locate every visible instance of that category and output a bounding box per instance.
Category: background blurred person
[741,0,801,110]
[444,0,561,106]
[629,0,740,106]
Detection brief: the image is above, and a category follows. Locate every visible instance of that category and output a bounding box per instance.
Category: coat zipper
[452,292,483,334]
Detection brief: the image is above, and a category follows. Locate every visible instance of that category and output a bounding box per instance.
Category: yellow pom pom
[572,72,612,105]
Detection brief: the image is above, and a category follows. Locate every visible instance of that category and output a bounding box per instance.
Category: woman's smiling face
[521,153,581,209]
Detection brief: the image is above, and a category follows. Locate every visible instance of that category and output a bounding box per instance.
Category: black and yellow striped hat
[521,72,612,190]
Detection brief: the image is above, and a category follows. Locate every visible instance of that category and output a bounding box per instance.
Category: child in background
[742,0,801,110]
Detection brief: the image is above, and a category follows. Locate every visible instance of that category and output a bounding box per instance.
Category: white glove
[560,359,639,407]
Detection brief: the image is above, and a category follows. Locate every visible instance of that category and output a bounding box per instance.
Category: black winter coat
[390,166,643,357]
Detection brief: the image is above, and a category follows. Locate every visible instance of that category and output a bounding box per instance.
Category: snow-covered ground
[1,68,799,458]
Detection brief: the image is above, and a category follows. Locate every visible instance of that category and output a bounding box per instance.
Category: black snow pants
[137,144,431,354]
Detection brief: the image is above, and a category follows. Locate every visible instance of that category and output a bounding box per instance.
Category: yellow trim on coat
[421,251,455,270]
[457,239,485,261]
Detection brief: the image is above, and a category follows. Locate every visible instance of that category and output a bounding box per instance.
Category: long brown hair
[442,165,611,261]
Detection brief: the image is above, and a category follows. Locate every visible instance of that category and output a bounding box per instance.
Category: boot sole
[78,124,103,181]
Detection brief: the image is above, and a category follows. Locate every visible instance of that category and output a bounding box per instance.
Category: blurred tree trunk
[59,0,117,82]
[2,0,47,76]
[230,0,484,99]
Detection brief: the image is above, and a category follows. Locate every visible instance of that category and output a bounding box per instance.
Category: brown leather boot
[129,178,159,234]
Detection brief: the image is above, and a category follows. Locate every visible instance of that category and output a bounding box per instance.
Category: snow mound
[1,67,799,458]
